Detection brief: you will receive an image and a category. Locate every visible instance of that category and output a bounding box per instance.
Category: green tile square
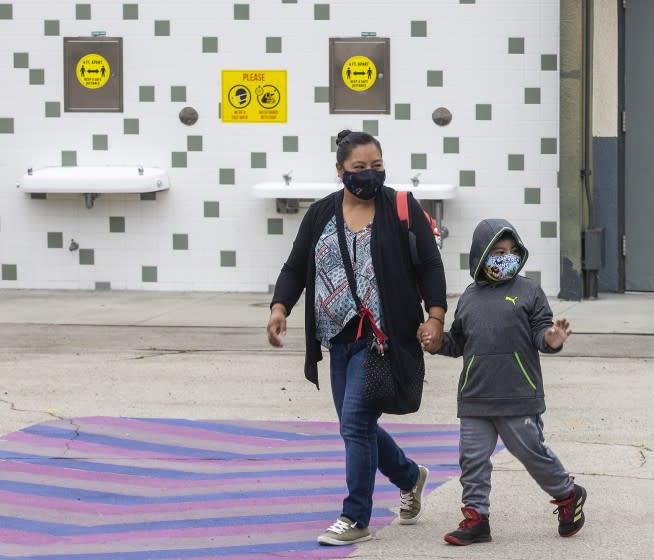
[47,232,63,248]
[187,135,203,151]
[13,52,28,68]
[30,193,47,200]
[139,86,155,102]
[154,20,170,36]
[221,250,236,267]
[171,86,186,102]
[282,0,297,2]
[61,150,77,167]
[45,101,61,118]
[219,168,235,185]
[525,87,541,104]
[76,4,91,20]
[140,192,156,200]
[283,136,298,152]
[268,218,283,235]
[524,187,541,204]
[109,216,125,232]
[314,4,330,20]
[44,20,59,36]
[508,37,524,54]
[123,3,138,19]
[541,221,557,238]
[0,118,14,133]
[142,266,157,282]
[29,69,45,85]
[460,170,476,187]
[173,233,188,250]
[427,70,443,87]
[541,54,558,71]
[171,152,187,168]
[95,281,111,290]
[204,201,220,217]
[1,264,17,281]
[79,248,94,265]
[266,36,282,53]
[362,120,378,135]
[508,154,524,170]
[202,36,218,53]
[443,137,459,154]
[541,138,557,154]
[0,4,13,19]
[330,136,337,152]
[124,118,139,134]
[524,270,541,285]
[395,103,411,120]
[314,86,329,103]
[476,104,492,120]
[234,3,250,20]
[459,253,469,270]
[93,134,108,150]
[411,20,427,37]
[411,153,427,169]
[251,152,267,168]
[460,0,476,3]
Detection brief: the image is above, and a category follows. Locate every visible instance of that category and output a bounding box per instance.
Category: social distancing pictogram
[76,53,110,89]
[342,55,377,91]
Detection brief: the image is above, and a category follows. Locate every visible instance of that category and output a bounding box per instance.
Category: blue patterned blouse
[314,216,383,349]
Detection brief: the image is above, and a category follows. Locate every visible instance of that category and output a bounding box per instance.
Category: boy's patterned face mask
[483,253,521,282]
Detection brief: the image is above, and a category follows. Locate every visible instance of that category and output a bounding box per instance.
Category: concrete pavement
[0,289,652,559]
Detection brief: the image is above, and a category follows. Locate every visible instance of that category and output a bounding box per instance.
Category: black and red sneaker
[551,484,587,537]
[444,507,492,546]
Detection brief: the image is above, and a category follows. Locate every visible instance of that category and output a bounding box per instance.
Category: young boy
[419,218,586,545]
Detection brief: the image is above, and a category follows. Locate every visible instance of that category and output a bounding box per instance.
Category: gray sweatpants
[459,415,573,515]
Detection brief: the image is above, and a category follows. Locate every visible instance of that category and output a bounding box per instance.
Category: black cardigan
[271,186,447,389]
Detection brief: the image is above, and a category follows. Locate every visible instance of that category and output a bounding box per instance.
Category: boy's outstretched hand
[417,321,443,354]
[544,318,571,350]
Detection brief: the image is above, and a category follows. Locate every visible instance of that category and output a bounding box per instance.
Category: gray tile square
[459,253,469,270]
[47,232,63,248]
[221,250,237,267]
[44,20,59,36]
[541,138,557,154]
[76,4,91,20]
[109,216,125,232]
[170,86,186,102]
[219,168,235,185]
[541,221,557,238]
[268,218,283,235]
[0,118,14,133]
[330,136,337,152]
[79,248,94,265]
[283,136,298,152]
[460,170,476,187]
[266,36,282,53]
[142,266,157,282]
[541,54,557,71]
[61,151,77,167]
[123,4,138,19]
[427,70,443,87]
[173,233,188,250]
[508,154,524,171]
[171,152,187,168]
[202,36,218,53]
[282,0,297,2]
[362,120,378,135]
[95,281,111,291]
[140,192,156,200]
[0,4,13,19]
[508,37,524,54]
[45,101,61,117]
[234,3,249,20]
[443,137,459,154]
[1,264,17,280]
[29,69,45,85]
[411,20,427,37]
[314,4,330,20]
[314,86,329,103]
[460,0,476,3]
[13,52,28,68]
[476,104,492,120]
[411,153,427,169]
[124,118,139,134]
[395,104,411,120]
[524,187,541,204]
[251,152,267,168]
[154,20,170,36]
[30,193,47,200]
[139,86,155,102]
[524,270,541,285]
[187,135,203,151]
[525,87,541,104]
[93,134,108,150]
[204,201,220,217]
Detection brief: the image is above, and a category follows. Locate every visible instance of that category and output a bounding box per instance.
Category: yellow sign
[221,70,287,123]
[342,55,377,91]
[76,53,111,89]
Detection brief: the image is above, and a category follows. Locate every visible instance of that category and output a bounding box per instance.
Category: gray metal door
[625,1,654,290]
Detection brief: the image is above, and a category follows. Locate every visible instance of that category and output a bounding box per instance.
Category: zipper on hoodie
[514,351,537,390]
[461,355,475,391]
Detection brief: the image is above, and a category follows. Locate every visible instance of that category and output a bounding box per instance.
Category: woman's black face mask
[342,169,386,200]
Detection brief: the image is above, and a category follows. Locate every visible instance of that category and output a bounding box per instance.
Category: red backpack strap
[395,190,411,229]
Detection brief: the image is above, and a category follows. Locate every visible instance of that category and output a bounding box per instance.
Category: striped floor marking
[0,417,467,559]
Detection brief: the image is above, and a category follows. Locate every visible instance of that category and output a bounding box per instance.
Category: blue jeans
[329,339,419,528]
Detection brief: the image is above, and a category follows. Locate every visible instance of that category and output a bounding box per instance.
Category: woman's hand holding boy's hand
[267,304,288,347]
[417,320,443,354]
[544,318,571,350]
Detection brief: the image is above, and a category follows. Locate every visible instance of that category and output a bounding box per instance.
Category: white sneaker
[317,516,372,546]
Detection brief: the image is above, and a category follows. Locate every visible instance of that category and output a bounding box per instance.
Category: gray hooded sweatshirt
[437,218,560,417]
